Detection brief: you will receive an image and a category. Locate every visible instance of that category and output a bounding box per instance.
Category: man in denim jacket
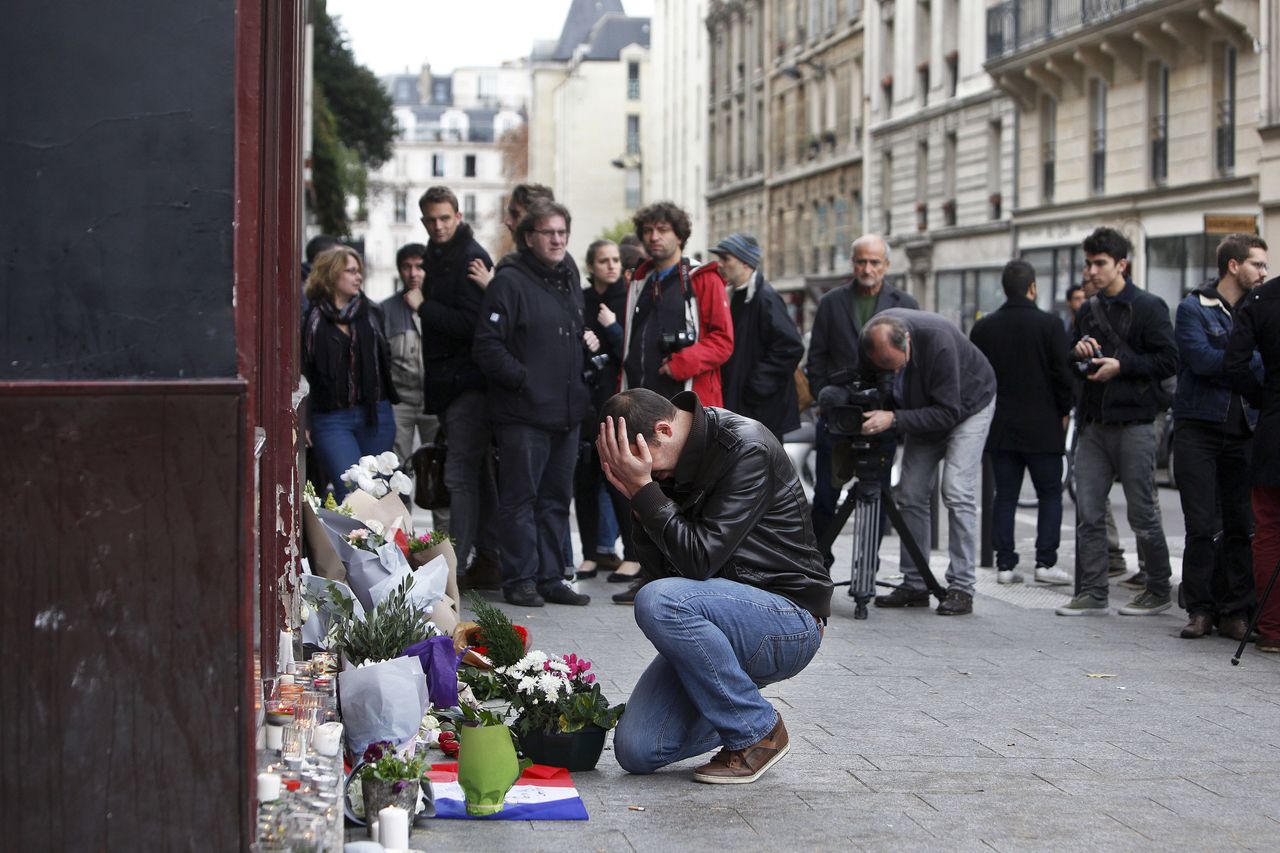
[1173,234,1268,640]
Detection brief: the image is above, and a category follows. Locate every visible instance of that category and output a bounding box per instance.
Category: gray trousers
[897,400,995,595]
[1074,422,1171,601]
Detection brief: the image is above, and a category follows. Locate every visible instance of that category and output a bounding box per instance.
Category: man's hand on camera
[1086,357,1121,382]
[596,416,653,499]
[658,360,674,378]
[862,409,894,435]
[1072,336,1099,360]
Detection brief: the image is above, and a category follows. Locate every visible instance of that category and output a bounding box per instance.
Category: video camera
[818,368,895,440]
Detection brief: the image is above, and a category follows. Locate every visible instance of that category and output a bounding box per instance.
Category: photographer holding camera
[1057,227,1177,617]
[861,310,996,615]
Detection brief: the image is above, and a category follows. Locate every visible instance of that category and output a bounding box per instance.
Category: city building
[528,0,652,265]
[359,63,528,300]
[1257,0,1279,250]
[647,0,711,259]
[985,0,1266,311]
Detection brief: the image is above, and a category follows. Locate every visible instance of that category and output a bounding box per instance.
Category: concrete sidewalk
[391,552,1280,851]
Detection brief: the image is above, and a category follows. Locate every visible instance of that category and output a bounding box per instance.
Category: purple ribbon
[402,635,465,708]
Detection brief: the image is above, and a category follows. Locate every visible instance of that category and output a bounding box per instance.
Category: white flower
[355,472,377,495]
[377,451,400,476]
[366,519,385,536]
[370,479,389,497]
[358,455,380,473]
[340,464,363,485]
[299,601,312,623]
[537,671,564,701]
[389,471,413,496]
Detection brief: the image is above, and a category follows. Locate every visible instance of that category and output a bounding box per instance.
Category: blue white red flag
[427,763,589,821]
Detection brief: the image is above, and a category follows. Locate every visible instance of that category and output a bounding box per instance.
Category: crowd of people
[298,182,1280,653]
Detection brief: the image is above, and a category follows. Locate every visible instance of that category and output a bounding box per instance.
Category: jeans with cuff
[990,450,1063,570]
[613,578,822,774]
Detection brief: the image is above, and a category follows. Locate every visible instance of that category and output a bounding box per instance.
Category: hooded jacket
[628,392,834,620]
[471,249,590,432]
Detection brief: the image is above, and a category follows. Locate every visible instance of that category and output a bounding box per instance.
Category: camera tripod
[817,461,946,620]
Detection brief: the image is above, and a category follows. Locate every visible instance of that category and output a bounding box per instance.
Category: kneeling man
[598,389,832,783]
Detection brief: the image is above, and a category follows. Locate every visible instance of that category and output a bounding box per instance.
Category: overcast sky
[328,0,655,76]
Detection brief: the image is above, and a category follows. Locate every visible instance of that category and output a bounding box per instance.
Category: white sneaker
[997,570,1024,585]
[1035,566,1072,585]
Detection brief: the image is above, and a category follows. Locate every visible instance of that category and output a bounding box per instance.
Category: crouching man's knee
[612,713,663,775]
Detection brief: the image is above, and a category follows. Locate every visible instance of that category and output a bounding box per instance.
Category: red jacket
[621,258,734,406]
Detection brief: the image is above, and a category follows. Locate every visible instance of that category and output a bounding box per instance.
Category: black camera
[583,351,611,386]
[1073,336,1102,377]
[660,329,696,354]
[818,369,893,440]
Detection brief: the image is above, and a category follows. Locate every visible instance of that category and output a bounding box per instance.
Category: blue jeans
[613,578,822,774]
[896,400,995,595]
[597,484,620,553]
[1074,422,1172,601]
[990,450,1064,570]
[310,400,396,502]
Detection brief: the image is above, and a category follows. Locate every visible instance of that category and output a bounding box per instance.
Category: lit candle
[257,772,281,802]
[264,724,283,750]
[379,805,410,849]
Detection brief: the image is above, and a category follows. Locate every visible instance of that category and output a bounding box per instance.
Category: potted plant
[408,529,453,571]
[501,651,625,771]
[353,740,428,822]
[438,697,525,816]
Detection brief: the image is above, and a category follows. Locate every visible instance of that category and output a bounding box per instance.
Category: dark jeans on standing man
[1174,420,1254,617]
[494,423,580,593]
[442,390,499,570]
[990,449,1064,570]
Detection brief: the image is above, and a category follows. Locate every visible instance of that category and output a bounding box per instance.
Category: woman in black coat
[302,246,398,501]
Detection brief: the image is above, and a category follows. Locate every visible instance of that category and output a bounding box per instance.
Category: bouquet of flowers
[342,452,413,500]
[347,521,411,558]
[499,650,624,737]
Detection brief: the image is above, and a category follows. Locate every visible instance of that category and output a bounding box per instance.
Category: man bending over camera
[598,389,832,784]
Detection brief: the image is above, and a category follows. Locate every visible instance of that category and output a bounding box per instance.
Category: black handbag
[411,439,450,510]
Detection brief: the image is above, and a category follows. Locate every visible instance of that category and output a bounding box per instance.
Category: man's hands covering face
[596,416,654,499]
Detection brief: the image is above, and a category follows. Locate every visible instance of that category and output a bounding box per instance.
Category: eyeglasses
[533,229,568,239]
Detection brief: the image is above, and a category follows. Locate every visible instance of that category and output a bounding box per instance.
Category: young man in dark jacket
[472,199,594,608]
[711,232,805,441]
[1173,234,1267,640]
[1226,271,1280,652]
[806,234,918,568]
[404,186,498,588]
[1057,227,1177,617]
[970,260,1074,586]
[598,388,831,784]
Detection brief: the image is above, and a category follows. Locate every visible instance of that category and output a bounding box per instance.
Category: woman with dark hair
[574,240,641,582]
[302,246,398,502]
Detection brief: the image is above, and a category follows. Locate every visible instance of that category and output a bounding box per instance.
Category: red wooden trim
[0,379,247,397]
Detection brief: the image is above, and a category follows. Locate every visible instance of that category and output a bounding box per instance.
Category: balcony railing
[986,0,1160,61]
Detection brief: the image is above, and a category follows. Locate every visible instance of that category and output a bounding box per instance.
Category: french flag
[427,763,590,821]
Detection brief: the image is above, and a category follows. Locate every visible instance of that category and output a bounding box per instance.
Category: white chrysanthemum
[536,671,564,700]
[389,471,413,496]
[516,650,548,671]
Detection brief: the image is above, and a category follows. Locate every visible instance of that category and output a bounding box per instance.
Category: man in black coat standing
[404,186,500,589]
[806,234,919,567]
[472,199,595,608]
[1226,273,1280,652]
[970,260,1074,586]
[711,233,804,441]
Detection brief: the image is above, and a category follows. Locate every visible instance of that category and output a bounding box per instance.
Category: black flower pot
[519,726,608,771]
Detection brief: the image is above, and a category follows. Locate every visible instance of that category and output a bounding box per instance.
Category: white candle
[310,722,343,756]
[278,674,296,686]
[379,805,410,849]
[368,818,379,842]
[264,724,283,750]
[257,772,281,802]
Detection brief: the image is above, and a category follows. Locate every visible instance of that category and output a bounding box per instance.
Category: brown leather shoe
[1257,637,1280,653]
[692,715,790,784]
[1217,613,1250,642]
[1180,612,1213,639]
[594,553,622,571]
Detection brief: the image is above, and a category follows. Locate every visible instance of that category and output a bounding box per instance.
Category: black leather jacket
[629,392,834,619]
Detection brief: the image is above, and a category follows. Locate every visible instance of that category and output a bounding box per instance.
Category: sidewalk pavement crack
[1105,812,1154,842]
[1032,772,1068,794]
[921,710,949,727]
[1013,727,1040,742]
[735,808,759,834]
[904,810,937,838]
[980,839,1003,852]
[1180,776,1225,797]
[913,793,940,812]
[1107,741,1146,759]
[859,754,881,771]
[1140,728,1172,743]
[851,772,879,792]
[1195,714,1232,730]
[1147,796,1177,815]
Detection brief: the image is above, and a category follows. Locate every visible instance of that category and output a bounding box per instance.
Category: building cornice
[707,174,766,202]
[868,89,1004,136]
[765,149,863,189]
[1012,175,1259,226]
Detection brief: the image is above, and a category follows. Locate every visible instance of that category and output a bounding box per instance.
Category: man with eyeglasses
[1173,233,1268,640]
[472,199,599,608]
[806,234,918,569]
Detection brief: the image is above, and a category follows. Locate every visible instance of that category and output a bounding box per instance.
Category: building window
[393,190,407,224]
[627,61,640,100]
[881,149,893,234]
[1041,96,1057,204]
[989,120,1003,219]
[1089,78,1107,195]
[464,154,477,178]
[626,115,641,156]
[1216,44,1236,176]
[916,140,929,230]
[432,153,445,177]
[1148,234,1216,311]
[1021,245,1085,314]
[625,168,642,210]
[463,193,476,222]
[943,132,957,225]
[1150,63,1168,186]
[848,0,862,20]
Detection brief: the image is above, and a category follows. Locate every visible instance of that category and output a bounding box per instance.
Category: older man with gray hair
[806,234,918,569]
[860,309,997,615]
